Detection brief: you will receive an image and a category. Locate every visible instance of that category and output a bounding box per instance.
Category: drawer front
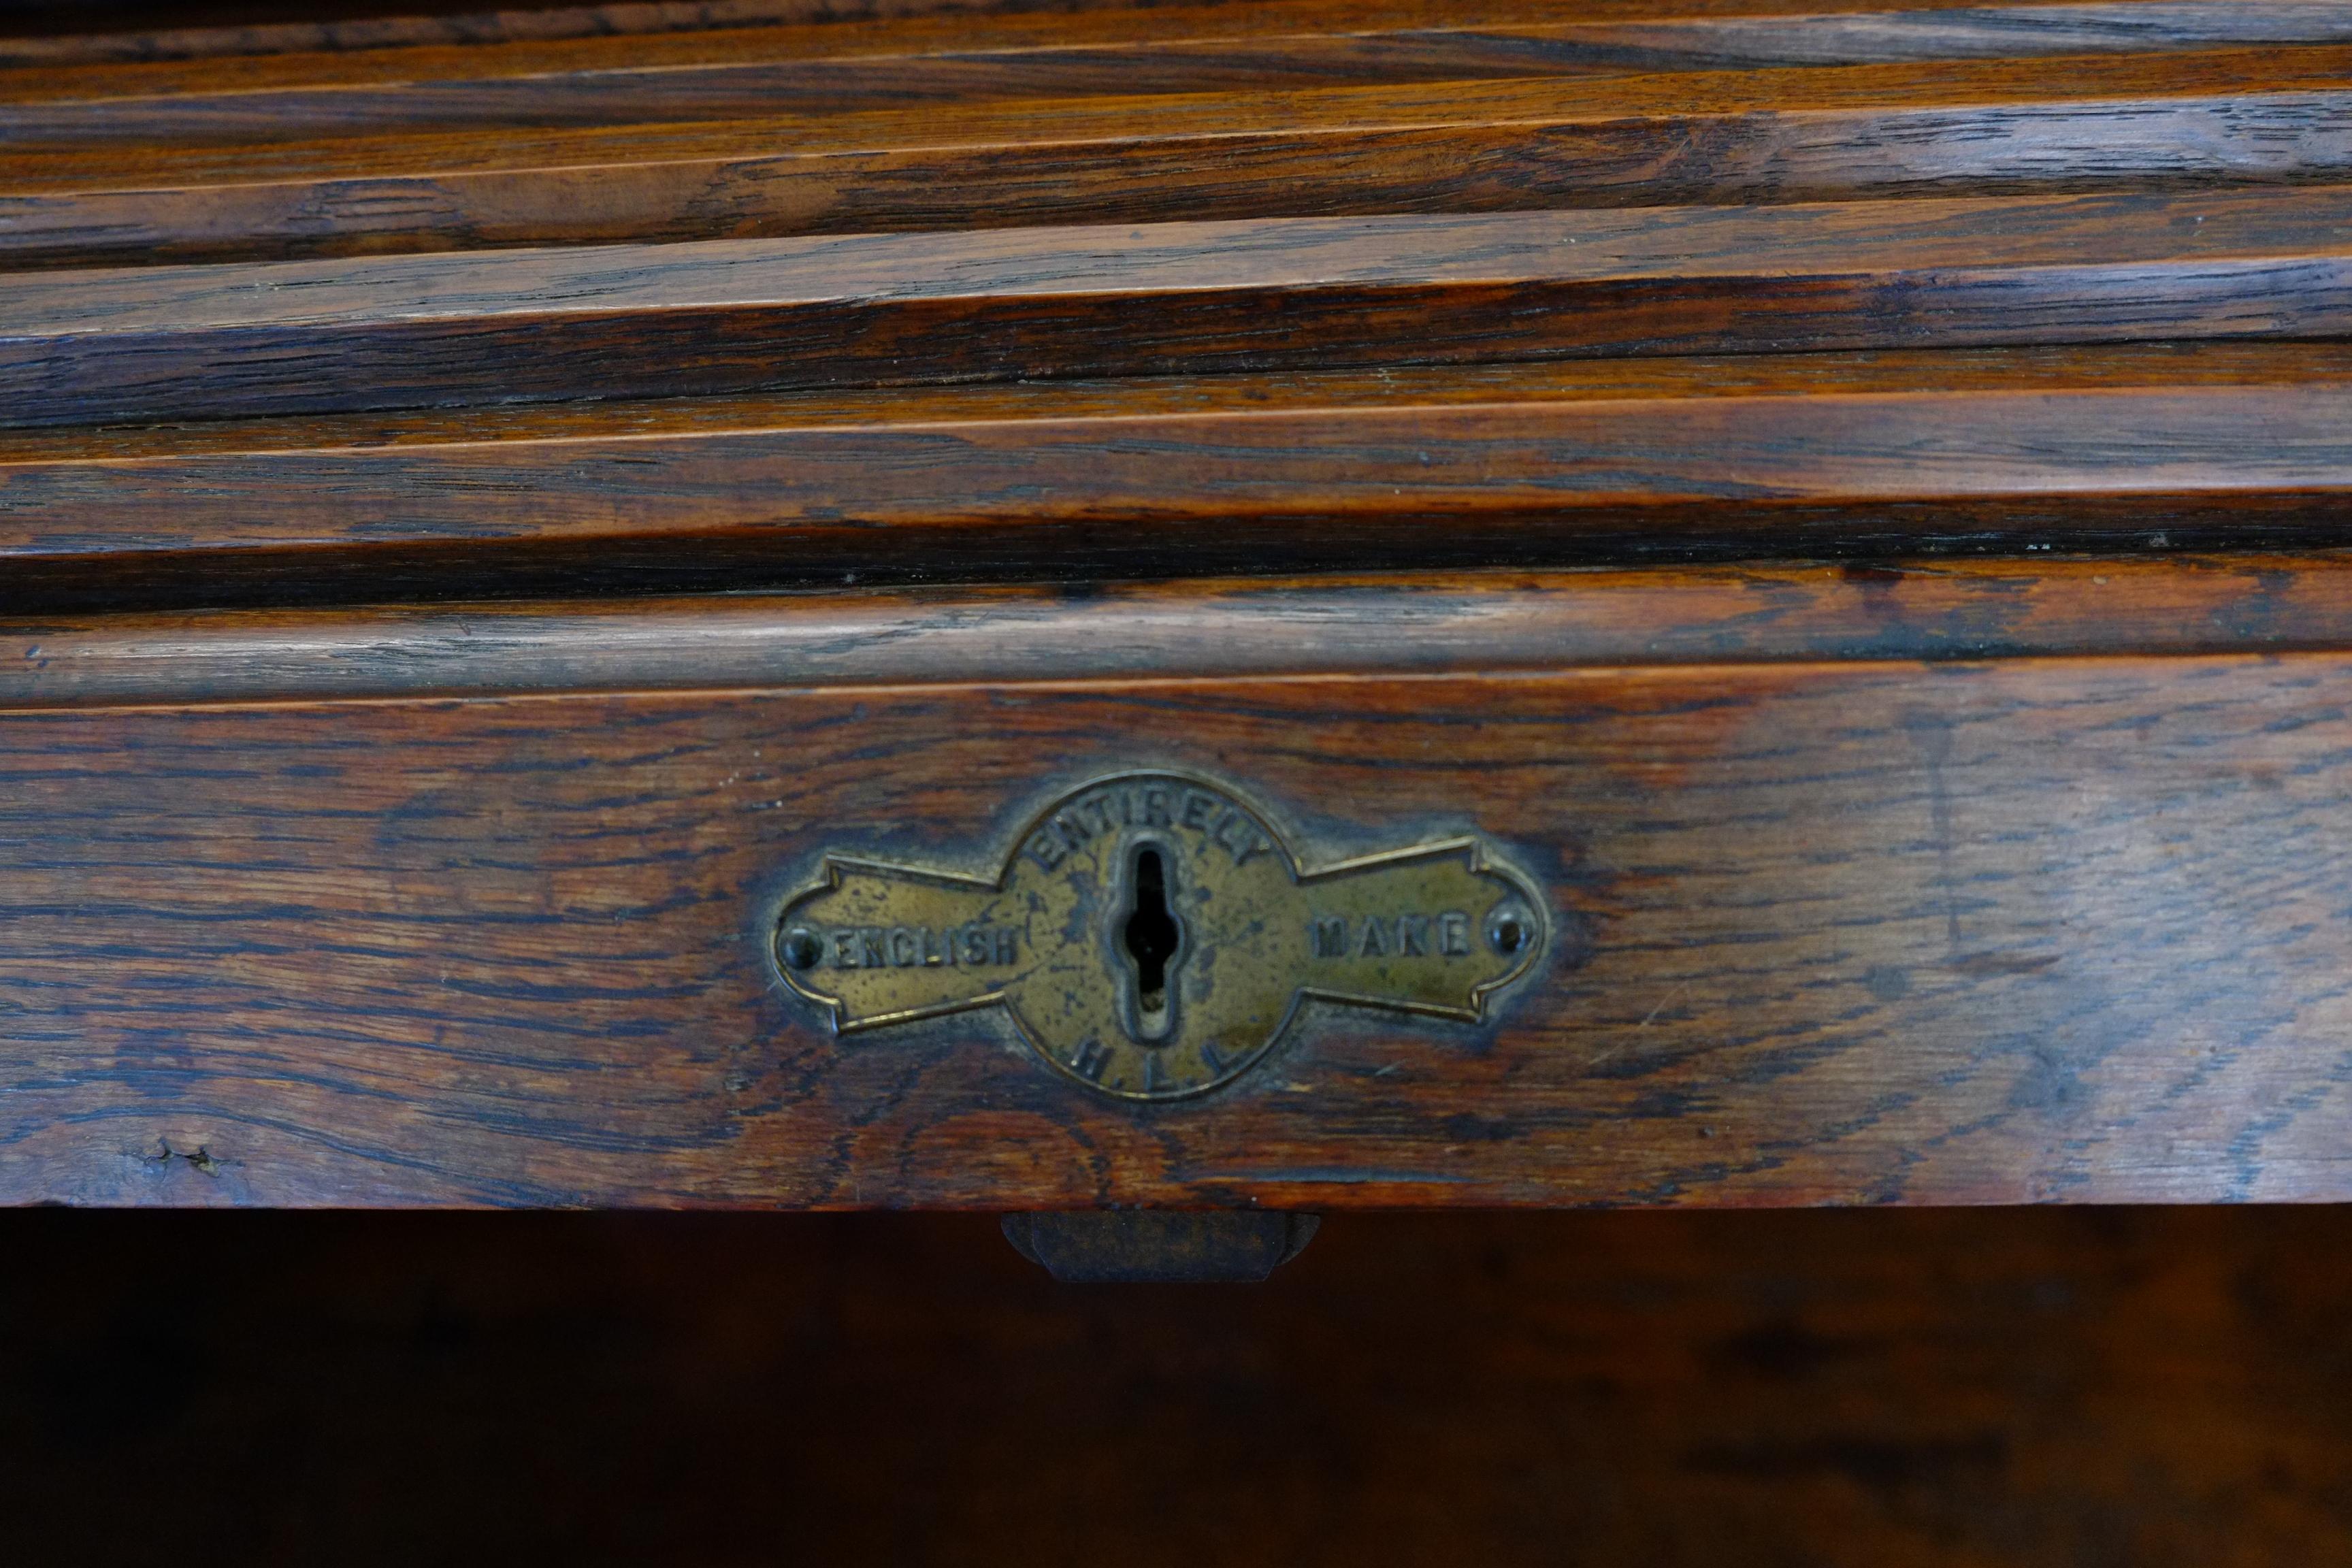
[7,598,2348,1207]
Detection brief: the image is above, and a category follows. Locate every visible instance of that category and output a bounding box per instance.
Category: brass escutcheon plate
[773,770,1546,1100]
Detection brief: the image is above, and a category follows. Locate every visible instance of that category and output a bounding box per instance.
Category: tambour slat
[2,345,2345,607]
[14,0,2326,95]
[18,44,2346,193]
[10,3,2352,146]
[7,340,2332,460]
[0,0,1034,70]
[4,189,2347,429]
[4,47,2345,267]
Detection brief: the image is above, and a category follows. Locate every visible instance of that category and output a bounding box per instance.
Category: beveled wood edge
[12,554,2352,709]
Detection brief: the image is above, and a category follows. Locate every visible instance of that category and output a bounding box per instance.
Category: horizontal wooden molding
[10,555,2352,708]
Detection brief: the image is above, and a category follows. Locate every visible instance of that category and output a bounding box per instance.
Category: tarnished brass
[773,770,1545,1100]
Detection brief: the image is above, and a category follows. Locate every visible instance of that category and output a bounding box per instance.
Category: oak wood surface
[8,644,2352,1208]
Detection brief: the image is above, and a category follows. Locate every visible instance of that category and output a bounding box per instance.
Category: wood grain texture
[8,651,2352,1207]
[5,1207,2351,1565]
[8,553,2352,704]
[7,48,2345,267]
[5,188,2348,427]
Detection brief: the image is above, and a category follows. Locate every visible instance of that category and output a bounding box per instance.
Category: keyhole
[1122,846,1183,1041]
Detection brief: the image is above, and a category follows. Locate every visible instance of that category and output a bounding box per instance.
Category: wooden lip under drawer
[3,557,2348,1210]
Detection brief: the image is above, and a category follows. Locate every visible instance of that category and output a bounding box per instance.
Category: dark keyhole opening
[1124,848,1181,1015]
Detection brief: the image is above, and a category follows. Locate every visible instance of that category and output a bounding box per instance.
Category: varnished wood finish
[9,639,2352,1207]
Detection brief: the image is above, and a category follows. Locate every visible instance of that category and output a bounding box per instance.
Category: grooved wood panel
[8,653,2352,1208]
[2,1,2345,608]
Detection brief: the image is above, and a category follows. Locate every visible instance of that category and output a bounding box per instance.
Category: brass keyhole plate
[773,769,1546,1101]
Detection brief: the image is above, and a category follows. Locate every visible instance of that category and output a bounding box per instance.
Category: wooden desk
[3,0,2350,1233]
